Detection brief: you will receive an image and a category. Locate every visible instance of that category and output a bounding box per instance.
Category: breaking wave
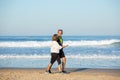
[0,39,120,47]
[0,54,120,59]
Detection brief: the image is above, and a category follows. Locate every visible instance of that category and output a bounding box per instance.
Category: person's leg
[57,54,68,74]
[62,57,66,71]
[56,54,62,72]
[46,53,57,72]
[59,49,66,72]
[58,64,62,72]
[46,63,52,71]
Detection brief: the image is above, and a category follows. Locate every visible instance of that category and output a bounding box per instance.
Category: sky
[0,0,120,36]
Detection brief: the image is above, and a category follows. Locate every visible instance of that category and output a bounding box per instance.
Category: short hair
[57,29,63,33]
[52,34,58,41]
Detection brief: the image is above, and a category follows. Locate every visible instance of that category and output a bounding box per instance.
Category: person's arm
[55,41,68,49]
[62,45,68,48]
[55,42,62,49]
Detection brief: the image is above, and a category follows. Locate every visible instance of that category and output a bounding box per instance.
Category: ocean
[0,36,120,69]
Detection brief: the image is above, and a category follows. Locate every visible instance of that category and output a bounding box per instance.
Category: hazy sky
[0,0,120,36]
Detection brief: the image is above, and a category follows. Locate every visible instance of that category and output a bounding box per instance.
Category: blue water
[0,36,120,69]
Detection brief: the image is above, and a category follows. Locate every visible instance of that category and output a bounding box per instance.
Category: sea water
[0,36,120,69]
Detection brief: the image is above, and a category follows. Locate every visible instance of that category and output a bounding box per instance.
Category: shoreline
[0,68,120,80]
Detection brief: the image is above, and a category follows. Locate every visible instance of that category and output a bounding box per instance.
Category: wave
[0,54,120,59]
[0,39,120,47]
[0,41,51,47]
[64,39,120,46]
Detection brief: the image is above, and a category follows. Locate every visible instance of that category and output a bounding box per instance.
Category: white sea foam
[64,39,120,46]
[0,41,52,47]
[0,54,50,59]
[0,39,120,47]
[0,54,120,59]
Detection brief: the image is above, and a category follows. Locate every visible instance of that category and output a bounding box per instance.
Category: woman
[45,34,68,74]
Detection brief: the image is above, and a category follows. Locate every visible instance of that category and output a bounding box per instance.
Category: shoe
[62,71,70,74]
[59,71,67,74]
[49,70,52,73]
[62,70,67,73]
[45,70,51,74]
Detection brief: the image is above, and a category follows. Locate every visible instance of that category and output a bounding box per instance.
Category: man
[57,29,67,73]
[45,34,68,74]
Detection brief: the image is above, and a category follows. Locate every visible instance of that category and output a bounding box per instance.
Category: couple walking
[46,29,68,74]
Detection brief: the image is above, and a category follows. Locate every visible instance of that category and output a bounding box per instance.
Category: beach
[0,36,120,80]
[0,0,120,79]
[0,36,120,69]
[0,68,120,80]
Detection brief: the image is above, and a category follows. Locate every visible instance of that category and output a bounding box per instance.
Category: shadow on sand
[48,68,89,74]
[70,68,88,72]
[63,68,89,74]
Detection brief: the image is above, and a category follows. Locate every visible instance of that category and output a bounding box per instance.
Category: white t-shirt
[51,41,62,53]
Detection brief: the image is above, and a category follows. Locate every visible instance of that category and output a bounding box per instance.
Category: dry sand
[0,68,120,80]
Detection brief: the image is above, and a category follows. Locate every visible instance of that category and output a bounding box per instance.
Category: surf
[0,54,120,59]
[0,39,120,47]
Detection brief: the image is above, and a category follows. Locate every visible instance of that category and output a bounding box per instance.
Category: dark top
[57,36,63,46]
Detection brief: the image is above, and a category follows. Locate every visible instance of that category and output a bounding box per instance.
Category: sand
[0,68,120,80]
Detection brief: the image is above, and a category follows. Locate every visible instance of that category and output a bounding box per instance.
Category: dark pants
[50,53,61,65]
[59,49,65,58]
